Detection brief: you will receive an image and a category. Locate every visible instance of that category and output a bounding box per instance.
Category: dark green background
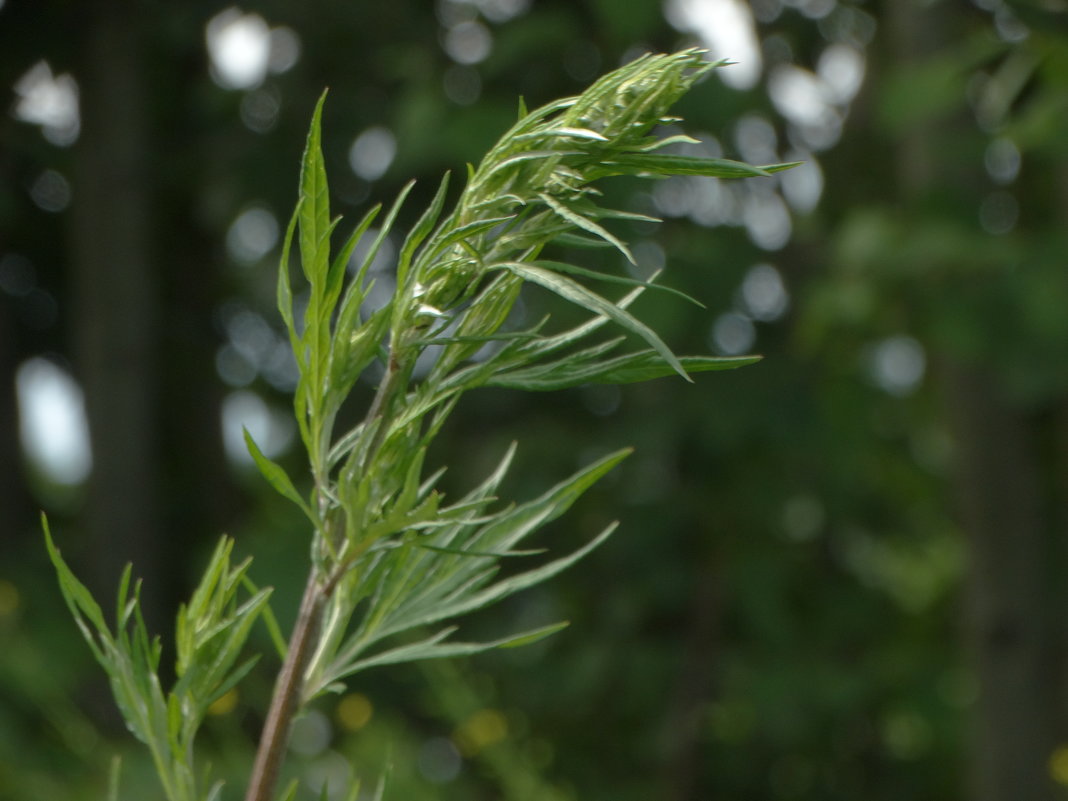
[3,1,1068,799]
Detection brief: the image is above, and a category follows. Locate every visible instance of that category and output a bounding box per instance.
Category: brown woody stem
[243,568,324,801]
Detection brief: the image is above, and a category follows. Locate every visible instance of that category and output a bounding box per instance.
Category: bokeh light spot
[1049,745,1068,786]
[665,0,762,90]
[472,0,531,23]
[443,20,493,65]
[336,693,374,732]
[881,709,932,760]
[740,263,789,322]
[0,580,21,617]
[710,312,756,356]
[780,153,823,213]
[818,43,865,105]
[444,65,482,105]
[221,390,294,465]
[0,254,35,298]
[782,494,825,541]
[206,8,271,90]
[16,358,93,485]
[868,335,925,397]
[13,61,80,145]
[418,737,462,783]
[30,169,71,213]
[979,191,1018,235]
[454,708,508,756]
[984,138,1020,185]
[743,191,792,250]
[226,206,279,264]
[207,689,239,716]
[267,26,301,73]
[289,709,332,757]
[241,87,281,134]
[734,114,778,167]
[349,126,397,182]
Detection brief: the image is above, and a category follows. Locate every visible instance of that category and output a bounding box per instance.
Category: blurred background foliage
[2,0,1068,799]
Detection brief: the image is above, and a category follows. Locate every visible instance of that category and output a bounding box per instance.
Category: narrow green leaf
[511,287,640,363]
[465,523,616,611]
[365,450,630,646]
[277,201,303,364]
[391,524,618,639]
[534,259,704,307]
[166,691,183,750]
[493,261,691,381]
[418,330,536,347]
[372,773,389,801]
[278,779,300,801]
[539,193,635,263]
[298,90,332,284]
[515,126,608,142]
[592,352,761,384]
[343,621,569,676]
[327,203,382,311]
[203,653,261,709]
[488,351,761,391]
[422,215,515,262]
[398,172,450,290]
[497,620,569,648]
[552,232,614,249]
[625,133,701,152]
[414,542,547,558]
[107,755,122,801]
[329,304,391,412]
[43,515,109,635]
[356,180,415,278]
[242,428,315,523]
[241,574,286,660]
[184,538,231,625]
[599,153,774,178]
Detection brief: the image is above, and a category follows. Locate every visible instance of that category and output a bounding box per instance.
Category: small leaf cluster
[44,524,267,801]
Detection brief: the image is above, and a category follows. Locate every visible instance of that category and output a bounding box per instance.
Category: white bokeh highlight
[16,358,92,485]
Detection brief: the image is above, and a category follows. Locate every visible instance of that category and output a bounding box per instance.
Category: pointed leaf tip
[243,428,316,523]
[498,621,570,649]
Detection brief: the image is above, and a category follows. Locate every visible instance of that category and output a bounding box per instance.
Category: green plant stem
[245,349,409,801]
[365,350,400,425]
[243,568,325,801]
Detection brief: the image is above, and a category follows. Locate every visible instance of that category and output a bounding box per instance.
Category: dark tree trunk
[70,0,163,622]
[661,557,723,801]
[883,2,1065,798]
[944,364,1059,801]
[0,297,30,553]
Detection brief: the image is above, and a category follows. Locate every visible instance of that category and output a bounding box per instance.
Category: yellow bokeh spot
[0,580,20,617]
[1049,745,1068,786]
[207,688,239,716]
[336,693,373,732]
[454,708,508,756]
